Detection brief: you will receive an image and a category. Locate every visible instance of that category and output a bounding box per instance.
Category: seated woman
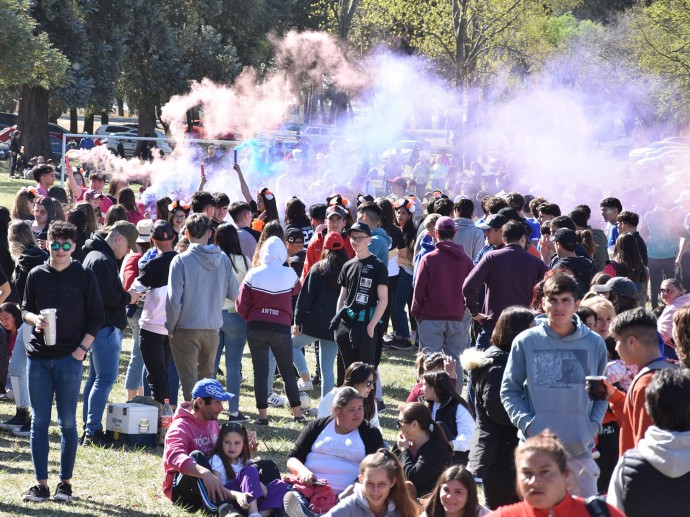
[422,465,489,517]
[407,351,457,403]
[318,362,380,429]
[487,430,625,517]
[421,371,474,465]
[321,449,418,517]
[394,402,453,499]
[285,387,384,514]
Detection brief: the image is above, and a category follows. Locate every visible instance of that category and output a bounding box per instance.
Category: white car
[628,141,687,161]
[106,129,173,157]
[96,124,135,136]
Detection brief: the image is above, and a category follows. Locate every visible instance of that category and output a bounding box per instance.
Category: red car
[0,124,80,145]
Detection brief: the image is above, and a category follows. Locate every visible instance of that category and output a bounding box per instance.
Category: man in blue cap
[163,378,233,513]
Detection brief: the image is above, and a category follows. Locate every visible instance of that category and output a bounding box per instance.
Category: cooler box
[105,402,158,447]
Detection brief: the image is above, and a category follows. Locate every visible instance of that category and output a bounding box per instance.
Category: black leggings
[139,329,171,404]
[248,326,301,409]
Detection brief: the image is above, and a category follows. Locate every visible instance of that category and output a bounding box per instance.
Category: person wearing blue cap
[163,378,233,513]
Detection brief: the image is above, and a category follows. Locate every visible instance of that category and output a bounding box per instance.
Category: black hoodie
[552,255,596,299]
[22,260,104,358]
[13,245,49,304]
[82,233,131,330]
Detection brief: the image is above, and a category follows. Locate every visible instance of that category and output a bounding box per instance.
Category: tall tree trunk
[135,102,157,156]
[83,113,95,134]
[70,108,79,133]
[116,97,125,117]
[101,111,109,125]
[18,84,51,160]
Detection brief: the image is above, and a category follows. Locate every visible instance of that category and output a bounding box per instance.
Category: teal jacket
[369,227,392,266]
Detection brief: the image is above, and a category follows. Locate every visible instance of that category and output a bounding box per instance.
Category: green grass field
[0,159,421,515]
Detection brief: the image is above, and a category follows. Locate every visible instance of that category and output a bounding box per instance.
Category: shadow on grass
[0,499,160,516]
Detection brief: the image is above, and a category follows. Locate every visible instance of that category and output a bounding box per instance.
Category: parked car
[106,129,173,157]
[0,142,9,160]
[0,124,80,145]
[0,112,18,131]
[628,141,688,161]
[96,124,136,136]
[380,139,430,162]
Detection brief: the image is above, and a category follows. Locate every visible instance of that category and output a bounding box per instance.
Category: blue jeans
[216,310,247,413]
[28,354,84,481]
[266,332,311,395]
[392,268,413,339]
[9,324,30,408]
[82,325,123,436]
[124,308,145,391]
[306,337,338,398]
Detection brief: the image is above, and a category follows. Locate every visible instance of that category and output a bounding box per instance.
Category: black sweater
[289,416,383,465]
[13,246,49,304]
[468,346,519,475]
[399,438,453,497]
[294,266,340,340]
[83,233,131,330]
[22,261,104,358]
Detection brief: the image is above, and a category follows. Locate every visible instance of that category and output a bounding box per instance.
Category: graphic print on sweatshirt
[532,349,588,387]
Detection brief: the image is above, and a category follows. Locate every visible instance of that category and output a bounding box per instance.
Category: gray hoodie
[453,217,485,261]
[166,243,238,332]
[324,483,401,517]
[607,426,690,512]
[500,314,608,458]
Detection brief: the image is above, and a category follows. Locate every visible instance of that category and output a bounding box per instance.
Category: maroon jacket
[236,237,301,328]
[462,243,547,325]
[412,241,474,321]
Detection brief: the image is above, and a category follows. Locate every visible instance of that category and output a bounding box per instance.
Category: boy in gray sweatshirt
[500,272,607,498]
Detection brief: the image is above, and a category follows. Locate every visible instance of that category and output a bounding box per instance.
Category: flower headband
[329,194,351,210]
[168,200,190,212]
[394,197,416,214]
[259,187,274,201]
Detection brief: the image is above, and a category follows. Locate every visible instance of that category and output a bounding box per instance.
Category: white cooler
[105,402,158,447]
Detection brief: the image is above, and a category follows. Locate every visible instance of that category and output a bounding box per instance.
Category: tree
[630,0,690,125]
[118,0,241,145]
[0,0,69,158]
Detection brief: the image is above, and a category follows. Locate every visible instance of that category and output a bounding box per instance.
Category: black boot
[0,406,31,431]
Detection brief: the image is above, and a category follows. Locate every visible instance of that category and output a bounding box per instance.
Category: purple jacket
[462,243,547,325]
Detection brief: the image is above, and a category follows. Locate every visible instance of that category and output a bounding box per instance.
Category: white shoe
[267,391,287,407]
[297,379,313,391]
[284,491,311,517]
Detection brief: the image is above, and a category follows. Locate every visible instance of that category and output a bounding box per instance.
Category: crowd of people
[1,142,690,517]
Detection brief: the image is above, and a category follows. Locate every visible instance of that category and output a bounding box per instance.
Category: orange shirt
[609,371,654,455]
[488,494,625,517]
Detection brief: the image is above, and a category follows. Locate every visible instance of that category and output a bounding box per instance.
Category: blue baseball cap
[192,379,234,401]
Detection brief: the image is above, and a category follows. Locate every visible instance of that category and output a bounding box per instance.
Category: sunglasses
[659,288,674,294]
[221,422,246,431]
[397,420,406,429]
[50,242,73,251]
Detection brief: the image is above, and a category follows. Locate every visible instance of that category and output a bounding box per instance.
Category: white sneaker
[267,391,287,407]
[297,379,313,391]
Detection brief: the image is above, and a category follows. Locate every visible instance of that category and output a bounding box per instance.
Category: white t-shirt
[304,420,365,494]
[317,389,381,430]
[210,455,245,486]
